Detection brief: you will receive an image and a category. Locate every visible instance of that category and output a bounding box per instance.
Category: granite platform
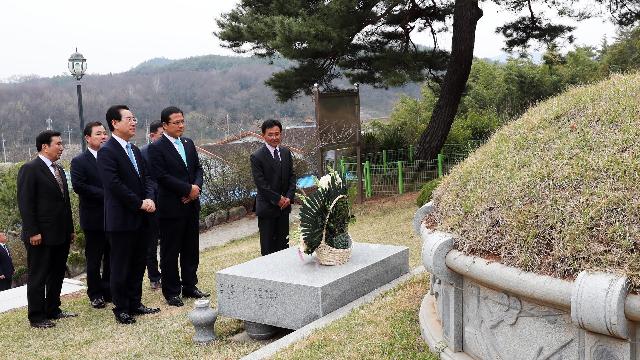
[216,242,409,330]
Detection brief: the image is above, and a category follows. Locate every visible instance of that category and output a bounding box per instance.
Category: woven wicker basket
[315,194,352,266]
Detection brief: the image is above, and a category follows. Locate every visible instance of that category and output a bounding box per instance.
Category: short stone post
[422,229,463,352]
[189,299,217,343]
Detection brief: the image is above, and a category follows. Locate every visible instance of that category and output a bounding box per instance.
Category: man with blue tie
[98,105,160,324]
[0,232,14,291]
[148,106,206,307]
[71,121,110,309]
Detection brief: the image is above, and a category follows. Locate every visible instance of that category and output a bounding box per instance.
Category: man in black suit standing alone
[0,232,14,291]
[17,130,77,328]
[250,119,296,256]
[140,121,163,290]
[71,121,110,309]
[98,105,160,324]
[148,106,206,307]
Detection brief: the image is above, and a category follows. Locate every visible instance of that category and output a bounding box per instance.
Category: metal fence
[328,141,482,198]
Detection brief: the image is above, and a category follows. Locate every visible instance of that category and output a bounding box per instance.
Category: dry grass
[0,192,427,359]
[273,273,435,360]
[433,72,640,289]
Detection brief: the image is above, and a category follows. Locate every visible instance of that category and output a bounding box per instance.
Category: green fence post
[340,157,345,179]
[398,161,404,194]
[365,160,372,197]
[437,153,444,178]
[382,150,387,175]
[409,145,414,163]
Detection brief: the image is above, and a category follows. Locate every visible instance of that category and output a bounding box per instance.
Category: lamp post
[68,48,87,151]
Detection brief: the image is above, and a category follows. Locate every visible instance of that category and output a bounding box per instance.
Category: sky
[0,0,617,81]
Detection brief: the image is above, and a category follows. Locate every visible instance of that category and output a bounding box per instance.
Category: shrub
[416,179,441,207]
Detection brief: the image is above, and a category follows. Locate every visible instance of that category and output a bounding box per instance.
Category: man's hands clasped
[181,185,200,204]
[140,199,156,213]
[277,195,291,210]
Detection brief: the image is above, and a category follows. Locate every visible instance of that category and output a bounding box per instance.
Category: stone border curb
[240,266,426,360]
[414,202,640,358]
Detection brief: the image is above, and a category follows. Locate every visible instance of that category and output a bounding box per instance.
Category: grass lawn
[0,192,432,359]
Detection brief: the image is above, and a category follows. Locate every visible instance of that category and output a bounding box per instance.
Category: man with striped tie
[17,130,76,328]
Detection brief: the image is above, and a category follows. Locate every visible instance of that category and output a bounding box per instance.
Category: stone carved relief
[590,342,622,360]
[463,281,579,360]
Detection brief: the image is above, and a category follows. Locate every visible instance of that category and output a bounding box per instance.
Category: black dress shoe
[49,311,79,320]
[114,312,136,324]
[90,297,106,309]
[166,296,184,307]
[131,305,160,315]
[182,288,210,298]
[30,320,56,328]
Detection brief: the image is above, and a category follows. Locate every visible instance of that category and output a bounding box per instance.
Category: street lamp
[68,48,87,151]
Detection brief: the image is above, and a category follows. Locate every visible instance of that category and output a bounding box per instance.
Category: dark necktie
[1,244,9,259]
[273,148,281,163]
[51,163,64,194]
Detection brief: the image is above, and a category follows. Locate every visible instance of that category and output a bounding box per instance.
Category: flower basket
[316,195,352,265]
[299,170,353,266]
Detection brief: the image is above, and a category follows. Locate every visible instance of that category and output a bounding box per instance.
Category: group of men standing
[17,105,208,328]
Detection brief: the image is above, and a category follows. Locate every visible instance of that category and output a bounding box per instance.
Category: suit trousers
[159,214,199,299]
[108,229,147,315]
[0,277,12,291]
[258,214,290,256]
[26,241,70,322]
[146,218,161,282]
[84,230,111,301]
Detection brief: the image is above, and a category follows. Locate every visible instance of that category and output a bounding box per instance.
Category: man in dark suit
[250,119,296,256]
[140,121,163,290]
[0,232,14,291]
[97,105,160,324]
[17,130,77,328]
[148,106,206,307]
[71,121,110,309]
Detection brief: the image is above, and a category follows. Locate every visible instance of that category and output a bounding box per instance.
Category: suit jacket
[97,137,155,232]
[71,150,104,231]
[17,157,74,245]
[250,145,296,218]
[148,135,203,218]
[0,245,14,278]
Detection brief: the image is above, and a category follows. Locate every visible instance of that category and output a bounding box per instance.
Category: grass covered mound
[432,73,640,290]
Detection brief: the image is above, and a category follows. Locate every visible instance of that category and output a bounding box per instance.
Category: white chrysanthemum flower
[334,172,342,185]
[318,174,331,189]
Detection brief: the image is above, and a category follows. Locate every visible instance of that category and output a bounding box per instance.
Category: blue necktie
[175,139,187,166]
[126,143,139,175]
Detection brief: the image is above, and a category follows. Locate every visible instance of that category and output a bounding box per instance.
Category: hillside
[0,54,420,161]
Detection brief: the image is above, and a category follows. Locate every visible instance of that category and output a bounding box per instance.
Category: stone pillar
[422,230,463,352]
[572,271,636,360]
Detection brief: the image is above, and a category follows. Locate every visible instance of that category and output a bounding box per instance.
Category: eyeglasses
[167,120,185,125]
[122,116,137,123]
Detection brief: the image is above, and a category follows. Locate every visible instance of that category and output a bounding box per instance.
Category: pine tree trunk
[416,0,483,160]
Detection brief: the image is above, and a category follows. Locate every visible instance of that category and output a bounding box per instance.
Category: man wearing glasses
[148,106,206,307]
[98,105,160,324]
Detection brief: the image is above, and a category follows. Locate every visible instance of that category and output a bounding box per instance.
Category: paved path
[199,205,300,251]
[0,278,85,313]
[0,206,301,313]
